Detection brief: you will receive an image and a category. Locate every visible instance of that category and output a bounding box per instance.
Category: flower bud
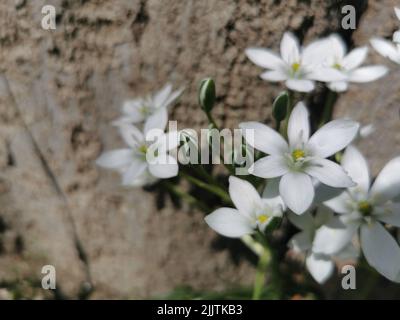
[272,91,289,122]
[199,78,216,113]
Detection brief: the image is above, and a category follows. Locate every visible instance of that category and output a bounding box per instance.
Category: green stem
[252,243,271,300]
[280,90,294,138]
[179,172,231,204]
[319,90,338,127]
[162,181,210,211]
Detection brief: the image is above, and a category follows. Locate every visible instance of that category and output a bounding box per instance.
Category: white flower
[321,34,388,92]
[245,32,346,92]
[370,37,400,64]
[288,208,359,284]
[393,7,400,44]
[240,102,358,215]
[113,83,183,133]
[96,124,179,186]
[315,146,400,282]
[204,176,284,238]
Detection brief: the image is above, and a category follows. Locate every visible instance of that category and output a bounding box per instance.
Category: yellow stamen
[292,62,301,72]
[333,62,342,70]
[292,149,305,161]
[138,145,148,154]
[358,201,372,216]
[257,214,269,224]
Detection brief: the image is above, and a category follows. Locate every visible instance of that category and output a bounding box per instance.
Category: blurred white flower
[288,208,359,284]
[321,34,388,92]
[315,146,400,282]
[393,7,400,44]
[113,83,183,133]
[240,102,358,215]
[245,32,345,92]
[204,176,284,238]
[370,37,400,64]
[96,124,179,186]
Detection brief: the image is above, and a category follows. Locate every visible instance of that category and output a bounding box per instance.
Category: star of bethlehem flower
[245,32,346,92]
[319,34,388,92]
[370,37,400,64]
[113,83,183,134]
[393,7,400,44]
[313,146,400,282]
[240,102,359,215]
[288,208,359,284]
[205,176,284,238]
[96,124,180,187]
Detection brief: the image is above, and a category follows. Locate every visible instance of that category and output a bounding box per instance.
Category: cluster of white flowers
[96,8,400,287]
[206,102,400,283]
[246,32,388,92]
[96,84,183,186]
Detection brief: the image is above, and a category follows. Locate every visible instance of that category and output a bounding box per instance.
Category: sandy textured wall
[0,0,398,299]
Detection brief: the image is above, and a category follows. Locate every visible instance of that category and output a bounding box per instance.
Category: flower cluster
[96,8,400,294]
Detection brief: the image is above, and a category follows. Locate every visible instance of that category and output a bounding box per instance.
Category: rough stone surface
[0,0,397,299]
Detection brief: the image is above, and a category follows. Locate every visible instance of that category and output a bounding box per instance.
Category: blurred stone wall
[0,0,398,298]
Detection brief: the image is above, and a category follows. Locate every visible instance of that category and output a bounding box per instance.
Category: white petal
[349,65,388,83]
[302,38,332,66]
[204,208,254,238]
[395,7,400,20]
[377,203,400,227]
[122,161,147,185]
[313,181,345,204]
[250,156,288,178]
[285,79,315,92]
[96,149,133,169]
[308,119,360,158]
[288,211,314,230]
[239,121,288,155]
[341,145,370,193]
[260,70,287,81]
[342,47,368,70]
[370,157,400,204]
[329,34,347,60]
[289,231,313,252]
[143,107,168,135]
[306,254,334,284]
[314,206,335,227]
[323,191,353,214]
[148,154,178,178]
[305,158,355,188]
[308,67,346,82]
[370,37,400,64]
[361,221,400,282]
[245,47,285,70]
[262,178,286,210]
[121,99,145,122]
[153,83,172,109]
[162,87,184,109]
[393,30,400,44]
[313,219,357,255]
[279,172,314,215]
[229,176,262,219]
[119,124,144,148]
[152,131,180,154]
[280,32,300,64]
[328,81,349,92]
[287,102,310,147]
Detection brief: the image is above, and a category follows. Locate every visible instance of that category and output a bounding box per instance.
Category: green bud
[272,91,289,122]
[199,78,216,113]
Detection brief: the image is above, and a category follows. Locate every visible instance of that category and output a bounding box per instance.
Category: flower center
[139,105,151,115]
[291,62,301,73]
[257,214,270,224]
[138,144,148,155]
[292,149,305,161]
[333,62,342,70]
[358,200,373,216]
